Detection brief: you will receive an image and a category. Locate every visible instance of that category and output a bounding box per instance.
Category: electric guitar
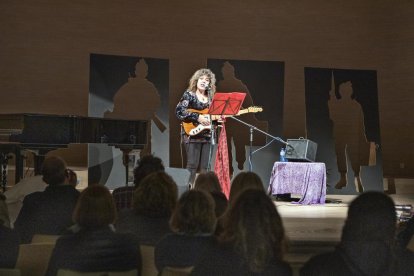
[182,106,263,136]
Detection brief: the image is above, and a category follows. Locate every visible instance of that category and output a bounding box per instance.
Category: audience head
[73,185,116,230]
[210,191,228,218]
[220,190,286,273]
[133,154,165,187]
[229,172,264,205]
[194,172,222,193]
[41,156,67,186]
[133,171,178,218]
[65,169,78,187]
[342,191,396,242]
[170,190,216,235]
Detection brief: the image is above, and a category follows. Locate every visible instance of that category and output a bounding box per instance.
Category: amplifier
[285,138,317,162]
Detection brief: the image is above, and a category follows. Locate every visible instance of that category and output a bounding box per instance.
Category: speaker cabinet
[285,138,318,162]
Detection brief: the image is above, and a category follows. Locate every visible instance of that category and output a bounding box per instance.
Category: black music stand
[206,92,246,171]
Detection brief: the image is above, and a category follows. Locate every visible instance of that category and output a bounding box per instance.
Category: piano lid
[0,113,148,148]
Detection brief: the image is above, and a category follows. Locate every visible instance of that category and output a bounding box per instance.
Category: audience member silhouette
[228,171,264,205]
[214,171,265,235]
[45,185,141,276]
[194,172,228,217]
[112,154,165,211]
[210,191,228,218]
[65,169,78,187]
[193,171,222,193]
[0,192,19,268]
[192,190,291,275]
[14,156,80,243]
[398,216,414,250]
[4,174,47,227]
[116,171,178,245]
[300,191,414,276]
[155,190,216,272]
[0,191,10,228]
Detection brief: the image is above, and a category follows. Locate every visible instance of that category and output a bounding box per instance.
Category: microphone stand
[229,116,288,171]
[206,89,215,171]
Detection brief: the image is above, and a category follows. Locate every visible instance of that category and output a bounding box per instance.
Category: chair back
[161,266,193,276]
[140,245,157,276]
[31,234,60,244]
[15,243,55,276]
[57,269,138,276]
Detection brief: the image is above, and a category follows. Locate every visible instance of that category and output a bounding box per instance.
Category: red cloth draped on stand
[214,123,231,198]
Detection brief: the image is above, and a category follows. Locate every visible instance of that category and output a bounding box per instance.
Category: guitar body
[182,107,263,136]
[182,108,209,136]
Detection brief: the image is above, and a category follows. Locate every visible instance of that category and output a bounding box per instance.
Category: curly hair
[133,172,178,218]
[170,190,216,235]
[187,68,216,94]
[219,190,286,273]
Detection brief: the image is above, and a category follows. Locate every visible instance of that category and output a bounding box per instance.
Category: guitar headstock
[236,106,263,115]
[247,106,263,113]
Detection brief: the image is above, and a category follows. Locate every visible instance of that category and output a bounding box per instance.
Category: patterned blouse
[176,90,211,142]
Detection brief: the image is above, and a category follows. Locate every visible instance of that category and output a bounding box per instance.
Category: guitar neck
[187,106,262,120]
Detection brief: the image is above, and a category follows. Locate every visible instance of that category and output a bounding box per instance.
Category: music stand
[208,92,246,116]
[206,92,246,171]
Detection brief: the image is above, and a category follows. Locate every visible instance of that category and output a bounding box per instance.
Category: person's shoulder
[113,186,134,193]
[60,185,81,195]
[300,251,344,275]
[112,186,134,198]
[267,259,292,275]
[115,209,137,229]
[117,208,135,219]
[0,224,18,237]
[54,232,78,248]
[22,190,44,202]
[396,248,414,270]
[182,90,195,98]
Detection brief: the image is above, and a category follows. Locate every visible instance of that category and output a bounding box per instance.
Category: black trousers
[185,141,211,187]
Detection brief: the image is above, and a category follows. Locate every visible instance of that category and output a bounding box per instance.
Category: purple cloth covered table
[268,162,326,205]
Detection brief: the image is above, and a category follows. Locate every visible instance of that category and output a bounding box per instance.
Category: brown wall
[1,0,413,177]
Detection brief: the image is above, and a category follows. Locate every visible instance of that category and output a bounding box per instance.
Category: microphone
[204,84,210,92]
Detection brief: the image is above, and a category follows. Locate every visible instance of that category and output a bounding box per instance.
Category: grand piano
[0,113,148,191]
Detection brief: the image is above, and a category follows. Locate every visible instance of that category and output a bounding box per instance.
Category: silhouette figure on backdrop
[328,80,371,191]
[105,59,160,121]
[218,62,268,175]
[105,59,161,155]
